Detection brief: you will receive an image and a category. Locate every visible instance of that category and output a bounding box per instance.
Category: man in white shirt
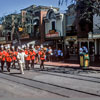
[17,48,27,74]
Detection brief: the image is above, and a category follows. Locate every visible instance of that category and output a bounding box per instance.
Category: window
[52,21,55,30]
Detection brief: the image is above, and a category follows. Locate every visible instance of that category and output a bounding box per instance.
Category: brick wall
[40,11,47,43]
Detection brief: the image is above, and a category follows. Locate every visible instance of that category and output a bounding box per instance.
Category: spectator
[83,46,88,53]
[48,47,52,61]
[53,48,58,61]
[57,48,62,61]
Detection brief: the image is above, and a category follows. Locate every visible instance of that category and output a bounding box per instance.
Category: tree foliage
[59,0,100,21]
[59,0,100,37]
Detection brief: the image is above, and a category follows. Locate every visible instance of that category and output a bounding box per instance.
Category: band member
[1,45,7,72]
[30,49,36,69]
[25,47,31,70]
[40,50,45,69]
[6,47,12,72]
[17,48,27,74]
[12,46,18,68]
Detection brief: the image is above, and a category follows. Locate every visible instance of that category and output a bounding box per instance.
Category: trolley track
[0,73,69,98]
[0,72,100,98]
[31,69,100,84]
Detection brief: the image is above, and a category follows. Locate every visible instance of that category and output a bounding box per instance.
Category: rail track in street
[0,70,100,98]
[32,69,100,84]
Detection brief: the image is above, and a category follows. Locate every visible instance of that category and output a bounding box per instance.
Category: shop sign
[0,37,6,44]
[46,30,59,38]
[18,27,23,32]
[0,37,6,41]
[65,36,77,41]
[0,41,6,44]
[93,34,100,39]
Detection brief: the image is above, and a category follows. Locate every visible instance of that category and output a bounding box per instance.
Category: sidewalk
[44,61,100,71]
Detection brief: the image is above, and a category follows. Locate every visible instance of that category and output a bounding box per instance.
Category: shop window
[8,32,11,41]
[69,41,78,54]
[89,42,95,55]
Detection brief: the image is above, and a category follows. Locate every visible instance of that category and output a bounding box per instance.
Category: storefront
[78,37,95,62]
[64,36,78,59]
[0,37,6,45]
[91,34,100,61]
[44,8,66,51]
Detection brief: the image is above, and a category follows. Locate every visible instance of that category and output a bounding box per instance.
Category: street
[0,64,100,98]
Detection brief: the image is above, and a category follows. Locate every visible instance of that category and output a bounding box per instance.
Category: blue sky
[0,0,72,17]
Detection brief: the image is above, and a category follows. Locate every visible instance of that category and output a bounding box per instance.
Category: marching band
[0,44,46,74]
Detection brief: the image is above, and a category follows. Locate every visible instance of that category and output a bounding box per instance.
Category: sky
[0,0,72,17]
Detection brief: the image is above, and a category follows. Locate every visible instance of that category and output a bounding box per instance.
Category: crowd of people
[0,44,63,74]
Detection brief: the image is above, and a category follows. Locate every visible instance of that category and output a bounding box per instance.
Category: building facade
[89,14,100,61]
[44,8,66,51]
[21,5,57,44]
[64,4,78,60]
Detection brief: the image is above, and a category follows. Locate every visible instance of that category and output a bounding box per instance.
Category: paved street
[0,64,100,98]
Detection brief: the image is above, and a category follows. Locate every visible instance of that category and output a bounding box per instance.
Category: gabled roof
[21,5,59,12]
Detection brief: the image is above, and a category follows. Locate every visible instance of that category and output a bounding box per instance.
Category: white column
[99,40,100,55]
[88,41,89,50]
[95,39,97,55]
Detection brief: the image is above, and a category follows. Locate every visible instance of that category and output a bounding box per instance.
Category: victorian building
[64,4,78,60]
[88,14,100,61]
[21,5,58,45]
[44,8,66,51]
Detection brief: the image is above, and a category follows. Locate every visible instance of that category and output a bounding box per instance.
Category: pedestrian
[83,46,88,53]
[45,47,49,61]
[17,48,27,74]
[57,48,62,61]
[40,50,45,69]
[61,51,63,61]
[53,48,58,61]
[48,47,52,61]
[79,47,83,54]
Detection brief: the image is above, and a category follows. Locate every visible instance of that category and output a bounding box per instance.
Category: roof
[21,5,59,11]
[68,4,75,9]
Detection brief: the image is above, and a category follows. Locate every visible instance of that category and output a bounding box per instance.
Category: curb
[36,63,100,71]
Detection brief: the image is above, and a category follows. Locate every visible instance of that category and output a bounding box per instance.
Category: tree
[59,0,100,37]
[0,17,4,24]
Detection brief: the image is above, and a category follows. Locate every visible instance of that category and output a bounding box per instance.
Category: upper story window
[52,21,55,30]
[49,12,56,19]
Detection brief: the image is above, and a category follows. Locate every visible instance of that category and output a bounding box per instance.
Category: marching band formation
[0,44,46,74]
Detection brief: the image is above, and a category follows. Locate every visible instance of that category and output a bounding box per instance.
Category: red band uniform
[30,50,36,68]
[6,50,12,72]
[40,51,45,69]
